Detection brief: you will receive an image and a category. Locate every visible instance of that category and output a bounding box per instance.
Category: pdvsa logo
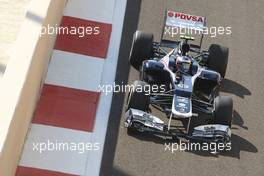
[167,11,204,23]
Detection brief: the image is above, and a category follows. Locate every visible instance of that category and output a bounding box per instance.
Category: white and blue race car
[125,10,232,143]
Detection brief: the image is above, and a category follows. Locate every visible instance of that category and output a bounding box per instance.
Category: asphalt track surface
[101,0,264,175]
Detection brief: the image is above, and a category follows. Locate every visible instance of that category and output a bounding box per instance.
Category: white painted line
[45,50,104,92]
[19,124,96,175]
[64,0,115,24]
[84,0,127,175]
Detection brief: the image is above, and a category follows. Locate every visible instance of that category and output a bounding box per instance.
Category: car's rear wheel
[208,44,229,78]
[213,96,233,127]
[126,80,150,112]
[129,31,153,70]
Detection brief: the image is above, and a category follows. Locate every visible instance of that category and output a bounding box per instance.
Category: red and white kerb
[15,0,116,175]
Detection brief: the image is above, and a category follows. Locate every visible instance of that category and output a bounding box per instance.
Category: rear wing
[161,10,206,48]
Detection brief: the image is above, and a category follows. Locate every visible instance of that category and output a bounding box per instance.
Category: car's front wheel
[126,80,150,112]
[213,96,233,127]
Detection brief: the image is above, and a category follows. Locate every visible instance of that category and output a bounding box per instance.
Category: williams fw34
[124,10,233,146]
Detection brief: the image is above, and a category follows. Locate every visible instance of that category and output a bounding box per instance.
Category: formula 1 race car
[124,10,233,144]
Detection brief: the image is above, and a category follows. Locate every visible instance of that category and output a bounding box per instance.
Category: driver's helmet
[176,56,192,73]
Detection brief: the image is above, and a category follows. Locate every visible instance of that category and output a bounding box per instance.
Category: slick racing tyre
[131,122,145,133]
[208,44,229,78]
[129,31,153,70]
[213,96,233,127]
[126,80,150,112]
[127,121,145,135]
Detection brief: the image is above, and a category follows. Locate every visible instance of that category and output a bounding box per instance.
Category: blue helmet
[176,56,192,73]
